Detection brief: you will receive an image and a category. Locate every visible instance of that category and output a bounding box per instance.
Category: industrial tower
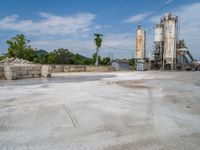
[150,12,195,70]
[135,25,148,71]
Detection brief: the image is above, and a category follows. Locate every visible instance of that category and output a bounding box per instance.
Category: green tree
[43,48,95,65]
[6,34,36,61]
[47,52,57,64]
[129,58,136,70]
[34,50,49,64]
[101,57,110,66]
[55,48,70,64]
[47,48,72,64]
[0,55,6,61]
[83,58,93,65]
[94,33,103,66]
[92,53,101,65]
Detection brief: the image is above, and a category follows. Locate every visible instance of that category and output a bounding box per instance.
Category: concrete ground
[0,71,200,150]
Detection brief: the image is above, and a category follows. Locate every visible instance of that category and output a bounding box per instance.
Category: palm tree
[94,33,103,66]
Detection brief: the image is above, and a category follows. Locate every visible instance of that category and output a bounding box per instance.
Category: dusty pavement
[0,71,200,150]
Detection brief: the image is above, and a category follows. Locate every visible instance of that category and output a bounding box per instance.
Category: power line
[91,0,177,54]
[122,0,177,33]
[99,0,178,57]
[100,1,137,34]
[91,0,129,35]
[102,1,168,34]
[102,45,133,52]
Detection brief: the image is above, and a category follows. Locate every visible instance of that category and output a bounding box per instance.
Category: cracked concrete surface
[0,71,200,150]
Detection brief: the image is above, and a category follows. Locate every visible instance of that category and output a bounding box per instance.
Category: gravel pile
[0,57,33,65]
[0,57,34,65]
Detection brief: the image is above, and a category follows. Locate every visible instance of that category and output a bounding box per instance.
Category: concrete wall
[3,65,42,80]
[86,66,112,72]
[51,65,112,73]
[0,64,111,80]
[51,65,86,73]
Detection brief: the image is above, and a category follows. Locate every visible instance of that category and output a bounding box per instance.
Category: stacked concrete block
[63,65,70,72]
[3,66,16,80]
[3,65,42,80]
[51,65,112,73]
[41,65,52,77]
[86,66,112,72]
[0,58,53,80]
[51,65,87,72]
[69,65,86,72]
[51,65,64,73]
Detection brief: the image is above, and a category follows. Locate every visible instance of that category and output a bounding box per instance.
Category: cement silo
[154,25,164,43]
[162,12,178,69]
[150,12,195,71]
[135,25,148,71]
[151,12,178,70]
[136,25,146,59]
[153,24,164,69]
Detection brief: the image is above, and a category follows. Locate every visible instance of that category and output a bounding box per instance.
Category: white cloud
[31,33,135,59]
[0,11,134,58]
[102,33,135,58]
[103,33,133,48]
[32,39,94,51]
[149,15,161,23]
[95,25,110,30]
[0,12,96,35]
[166,0,173,4]
[125,12,151,23]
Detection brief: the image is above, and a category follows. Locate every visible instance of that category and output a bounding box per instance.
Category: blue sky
[0,0,200,59]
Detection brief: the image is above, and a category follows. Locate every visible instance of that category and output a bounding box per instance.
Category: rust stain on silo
[136,27,146,59]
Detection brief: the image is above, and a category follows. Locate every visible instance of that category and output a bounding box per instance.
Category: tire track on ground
[63,105,79,127]
[0,104,14,127]
[0,100,16,150]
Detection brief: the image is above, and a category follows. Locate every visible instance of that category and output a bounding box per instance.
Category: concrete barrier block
[51,65,64,72]
[3,66,11,72]
[34,65,42,70]
[22,74,33,78]
[28,70,41,75]
[63,65,70,72]
[41,65,52,77]
[2,65,42,80]
[20,68,28,75]
[34,74,41,78]
[27,66,34,71]
[85,66,112,72]
[63,65,70,69]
